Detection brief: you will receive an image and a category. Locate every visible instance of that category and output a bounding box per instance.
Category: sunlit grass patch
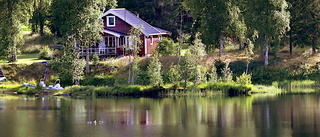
[16,53,46,64]
[0,53,46,65]
[250,85,282,94]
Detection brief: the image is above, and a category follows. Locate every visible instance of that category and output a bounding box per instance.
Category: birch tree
[50,0,117,73]
[147,55,163,87]
[189,33,206,90]
[0,0,32,62]
[184,0,242,55]
[126,26,143,85]
[243,0,290,66]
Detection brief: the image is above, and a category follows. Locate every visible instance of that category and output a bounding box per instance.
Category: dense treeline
[0,0,319,87]
[0,0,319,63]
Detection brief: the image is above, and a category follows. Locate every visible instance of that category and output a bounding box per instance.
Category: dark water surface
[0,94,320,137]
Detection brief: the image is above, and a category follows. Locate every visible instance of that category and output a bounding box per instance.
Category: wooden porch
[79,47,117,56]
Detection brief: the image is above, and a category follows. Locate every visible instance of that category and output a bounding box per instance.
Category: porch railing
[79,47,116,56]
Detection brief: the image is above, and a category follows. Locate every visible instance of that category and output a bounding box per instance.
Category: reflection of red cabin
[80,8,171,56]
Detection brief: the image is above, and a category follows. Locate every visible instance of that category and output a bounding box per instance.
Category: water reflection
[0,94,320,136]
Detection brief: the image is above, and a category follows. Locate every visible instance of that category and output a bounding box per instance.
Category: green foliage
[197,82,253,93]
[184,0,231,46]
[221,63,233,83]
[189,33,206,89]
[288,0,320,52]
[92,54,100,66]
[168,64,180,88]
[236,73,252,85]
[214,60,225,77]
[179,51,192,88]
[135,70,150,85]
[251,85,282,93]
[118,0,185,39]
[195,65,207,84]
[38,46,53,60]
[209,65,218,82]
[126,26,143,85]
[251,66,291,85]
[63,85,96,95]
[243,0,290,65]
[49,45,85,86]
[156,38,178,56]
[29,0,50,35]
[50,0,116,37]
[229,61,246,77]
[61,84,165,97]
[71,58,86,83]
[147,57,163,86]
[0,0,32,62]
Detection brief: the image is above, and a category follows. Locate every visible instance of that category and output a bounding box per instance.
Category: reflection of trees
[81,97,255,127]
[3,94,320,136]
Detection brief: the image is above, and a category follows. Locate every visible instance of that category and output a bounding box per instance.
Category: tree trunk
[7,0,17,62]
[128,54,131,85]
[260,44,264,61]
[289,29,293,56]
[11,43,17,62]
[131,55,135,85]
[86,46,90,73]
[312,37,317,55]
[239,39,242,51]
[193,65,198,90]
[220,34,224,56]
[265,38,269,66]
[246,62,250,75]
[39,0,44,36]
[178,8,183,63]
[184,79,187,89]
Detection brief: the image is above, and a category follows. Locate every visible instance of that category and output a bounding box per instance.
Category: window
[107,16,115,27]
[109,37,115,47]
[150,36,153,45]
[105,37,116,47]
[158,35,163,41]
[125,36,135,49]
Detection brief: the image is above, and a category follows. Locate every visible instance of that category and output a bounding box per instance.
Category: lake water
[0,94,320,137]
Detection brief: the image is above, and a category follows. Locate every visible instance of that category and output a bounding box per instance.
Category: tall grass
[62,85,164,97]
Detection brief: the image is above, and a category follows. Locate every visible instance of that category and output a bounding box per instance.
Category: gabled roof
[104,29,126,37]
[101,8,171,37]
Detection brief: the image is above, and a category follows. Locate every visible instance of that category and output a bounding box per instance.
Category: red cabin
[79,8,171,56]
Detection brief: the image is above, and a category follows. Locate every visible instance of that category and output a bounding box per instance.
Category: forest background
[0,0,319,94]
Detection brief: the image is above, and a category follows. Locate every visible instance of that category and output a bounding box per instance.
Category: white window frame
[158,35,162,41]
[125,36,135,50]
[150,36,153,45]
[107,16,116,27]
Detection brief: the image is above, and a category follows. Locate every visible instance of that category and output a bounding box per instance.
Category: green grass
[250,85,282,94]
[0,53,46,65]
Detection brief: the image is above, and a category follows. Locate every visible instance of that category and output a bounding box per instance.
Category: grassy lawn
[0,53,46,65]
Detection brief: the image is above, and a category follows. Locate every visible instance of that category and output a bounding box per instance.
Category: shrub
[236,73,252,85]
[198,82,253,92]
[168,65,180,87]
[38,46,53,60]
[221,63,233,83]
[147,57,163,86]
[156,38,178,56]
[63,85,95,95]
[81,75,115,86]
[92,54,100,66]
[209,65,218,82]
